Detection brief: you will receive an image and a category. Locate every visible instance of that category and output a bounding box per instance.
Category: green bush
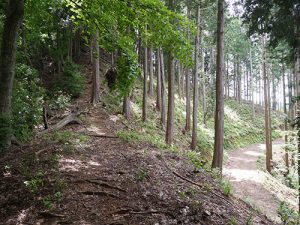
[56,62,85,98]
[12,64,45,142]
[278,202,300,224]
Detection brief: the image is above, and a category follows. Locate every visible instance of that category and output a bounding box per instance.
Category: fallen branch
[79,132,117,139]
[39,211,64,218]
[38,113,83,135]
[79,191,119,198]
[85,179,126,193]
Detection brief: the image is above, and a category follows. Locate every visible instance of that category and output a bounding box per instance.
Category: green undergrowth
[103,83,283,167]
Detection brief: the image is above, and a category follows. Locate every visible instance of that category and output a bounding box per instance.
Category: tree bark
[91,30,100,105]
[282,61,289,175]
[191,4,201,150]
[185,7,191,132]
[262,36,272,173]
[0,0,24,148]
[142,46,148,122]
[148,48,154,96]
[212,0,225,172]
[160,49,166,128]
[166,53,175,144]
[123,95,131,119]
[250,49,255,119]
[156,49,162,111]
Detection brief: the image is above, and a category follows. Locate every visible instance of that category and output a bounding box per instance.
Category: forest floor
[224,140,298,223]
[0,54,280,225]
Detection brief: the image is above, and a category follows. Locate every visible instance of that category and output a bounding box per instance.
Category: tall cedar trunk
[267,63,273,163]
[282,62,289,175]
[160,49,167,127]
[92,31,100,105]
[123,95,131,119]
[142,46,148,122]
[0,0,24,148]
[250,49,255,119]
[191,4,201,150]
[212,0,225,171]
[262,36,272,173]
[225,56,229,98]
[185,67,191,131]
[233,57,236,99]
[185,8,191,132]
[272,67,277,110]
[166,53,175,144]
[156,49,162,111]
[178,63,182,98]
[237,57,241,103]
[148,48,154,96]
[295,49,300,213]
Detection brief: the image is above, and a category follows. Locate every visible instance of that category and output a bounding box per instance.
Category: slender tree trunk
[156,49,162,111]
[148,48,154,96]
[237,57,241,103]
[262,36,272,173]
[160,49,166,128]
[142,46,148,122]
[272,66,277,110]
[0,0,24,148]
[91,31,100,105]
[282,62,289,175]
[178,63,182,98]
[191,4,201,150]
[166,53,175,144]
[185,8,191,132]
[212,0,225,171]
[250,49,255,119]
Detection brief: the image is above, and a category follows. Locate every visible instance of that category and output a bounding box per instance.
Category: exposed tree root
[79,191,119,198]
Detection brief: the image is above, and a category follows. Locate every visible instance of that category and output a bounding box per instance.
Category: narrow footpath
[224,140,298,223]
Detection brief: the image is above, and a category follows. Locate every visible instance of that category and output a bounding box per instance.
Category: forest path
[224,139,298,223]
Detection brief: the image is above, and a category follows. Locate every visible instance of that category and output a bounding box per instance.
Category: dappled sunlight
[224,105,240,122]
[59,158,101,172]
[87,125,109,136]
[224,168,265,183]
[225,140,298,221]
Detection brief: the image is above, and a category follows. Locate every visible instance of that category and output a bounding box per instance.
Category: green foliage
[116,47,141,96]
[221,180,232,197]
[48,91,71,110]
[56,62,85,98]
[24,177,44,193]
[278,202,300,225]
[187,151,203,170]
[136,168,149,182]
[117,130,141,142]
[12,64,45,142]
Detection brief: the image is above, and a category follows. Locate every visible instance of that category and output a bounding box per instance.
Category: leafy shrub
[221,180,232,197]
[12,64,45,142]
[56,62,85,98]
[48,91,71,110]
[278,202,300,224]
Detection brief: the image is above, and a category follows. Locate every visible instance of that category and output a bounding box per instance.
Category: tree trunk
[250,49,255,119]
[91,30,100,105]
[262,36,272,173]
[166,53,175,144]
[178,63,182,98]
[272,66,277,110]
[0,0,24,148]
[185,67,191,132]
[191,4,201,150]
[282,61,289,175]
[156,49,162,111]
[160,49,166,128]
[148,48,154,96]
[142,46,148,122]
[212,0,225,172]
[123,95,131,119]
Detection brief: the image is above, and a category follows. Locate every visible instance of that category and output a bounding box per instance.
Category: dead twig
[79,191,119,198]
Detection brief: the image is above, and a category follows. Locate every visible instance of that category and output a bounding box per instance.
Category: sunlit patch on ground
[224,139,297,223]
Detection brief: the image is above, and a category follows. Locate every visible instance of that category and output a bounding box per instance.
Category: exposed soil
[0,53,278,225]
[224,140,298,223]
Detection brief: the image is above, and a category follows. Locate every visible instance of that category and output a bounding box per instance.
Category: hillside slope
[0,57,280,225]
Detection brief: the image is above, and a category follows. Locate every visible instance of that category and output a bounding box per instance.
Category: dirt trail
[224,140,298,223]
